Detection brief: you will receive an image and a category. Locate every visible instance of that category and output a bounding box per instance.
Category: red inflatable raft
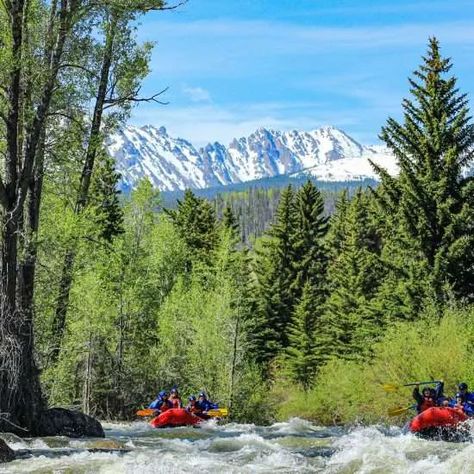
[408,407,469,441]
[150,408,203,428]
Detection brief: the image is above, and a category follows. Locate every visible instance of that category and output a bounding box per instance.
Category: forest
[1,0,474,437]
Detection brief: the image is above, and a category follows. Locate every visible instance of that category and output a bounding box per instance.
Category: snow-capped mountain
[107,125,398,192]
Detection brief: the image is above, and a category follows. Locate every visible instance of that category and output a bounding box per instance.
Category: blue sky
[131,0,474,146]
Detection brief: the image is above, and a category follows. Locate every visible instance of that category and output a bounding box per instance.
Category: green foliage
[291,181,329,296]
[281,282,326,390]
[275,305,474,425]
[90,152,125,242]
[373,38,474,307]
[323,190,384,359]
[251,186,297,365]
[166,189,219,264]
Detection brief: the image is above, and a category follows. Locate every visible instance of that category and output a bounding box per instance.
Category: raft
[150,408,203,428]
[408,407,470,441]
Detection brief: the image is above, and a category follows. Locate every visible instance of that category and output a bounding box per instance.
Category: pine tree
[372,38,474,307]
[292,181,329,302]
[283,282,325,390]
[166,189,219,260]
[326,189,350,258]
[323,190,384,359]
[90,152,125,242]
[222,204,240,238]
[251,186,297,365]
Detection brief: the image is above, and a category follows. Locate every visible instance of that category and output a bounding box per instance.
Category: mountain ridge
[107,125,398,192]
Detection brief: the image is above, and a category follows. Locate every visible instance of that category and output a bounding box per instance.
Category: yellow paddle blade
[207,408,229,417]
[382,383,400,393]
[136,409,157,417]
[387,406,412,417]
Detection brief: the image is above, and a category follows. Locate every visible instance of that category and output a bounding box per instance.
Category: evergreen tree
[291,181,329,302]
[222,204,240,238]
[251,186,297,365]
[90,152,124,242]
[166,189,219,262]
[372,38,474,308]
[283,282,325,390]
[326,190,350,258]
[323,190,384,359]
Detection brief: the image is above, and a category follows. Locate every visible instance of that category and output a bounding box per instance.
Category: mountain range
[107,125,398,192]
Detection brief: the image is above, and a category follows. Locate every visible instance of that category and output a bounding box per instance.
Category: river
[1,418,474,473]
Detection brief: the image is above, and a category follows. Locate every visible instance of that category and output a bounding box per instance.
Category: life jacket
[420,397,436,412]
[186,404,201,415]
[160,400,172,412]
[169,397,182,409]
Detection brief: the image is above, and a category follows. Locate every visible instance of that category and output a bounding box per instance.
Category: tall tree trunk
[51,15,118,363]
[0,0,76,434]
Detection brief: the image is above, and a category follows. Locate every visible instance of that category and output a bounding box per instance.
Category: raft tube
[408,407,470,441]
[150,408,203,428]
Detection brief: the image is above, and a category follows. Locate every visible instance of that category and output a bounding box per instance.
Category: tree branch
[103,87,169,109]
[46,111,87,132]
[58,63,100,79]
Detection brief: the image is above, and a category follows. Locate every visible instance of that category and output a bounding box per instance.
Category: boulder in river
[38,408,104,438]
[0,439,15,463]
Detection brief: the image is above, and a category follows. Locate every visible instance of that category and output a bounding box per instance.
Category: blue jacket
[149,397,173,410]
[197,399,218,412]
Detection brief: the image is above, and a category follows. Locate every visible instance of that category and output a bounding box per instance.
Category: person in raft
[449,383,474,416]
[149,390,173,412]
[186,396,206,418]
[197,392,218,413]
[169,387,183,409]
[412,381,444,413]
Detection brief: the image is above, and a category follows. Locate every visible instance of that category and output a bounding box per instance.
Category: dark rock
[38,408,104,438]
[0,439,15,463]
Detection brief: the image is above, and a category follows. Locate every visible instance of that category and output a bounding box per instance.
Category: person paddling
[197,392,218,413]
[186,396,204,417]
[412,381,444,413]
[149,391,173,413]
[169,388,183,409]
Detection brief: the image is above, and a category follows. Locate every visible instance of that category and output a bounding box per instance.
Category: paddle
[387,405,417,417]
[206,408,229,417]
[136,408,158,417]
[382,380,441,393]
[136,407,229,418]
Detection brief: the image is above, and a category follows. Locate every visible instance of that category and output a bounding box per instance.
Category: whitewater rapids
[2,418,474,473]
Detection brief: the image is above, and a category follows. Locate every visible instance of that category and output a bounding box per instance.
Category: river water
[1,418,474,473]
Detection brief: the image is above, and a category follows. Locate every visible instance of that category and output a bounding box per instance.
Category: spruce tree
[323,190,383,359]
[251,186,297,365]
[90,152,125,243]
[326,190,350,259]
[292,181,329,302]
[283,282,325,390]
[166,189,219,259]
[372,38,474,306]
[222,204,240,238]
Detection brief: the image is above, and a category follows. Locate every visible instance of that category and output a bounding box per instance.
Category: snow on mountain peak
[107,125,397,192]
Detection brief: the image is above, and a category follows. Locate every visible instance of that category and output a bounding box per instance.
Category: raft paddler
[197,392,218,413]
[148,390,173,413]
[169,388,183,409]
[412,381,444,413]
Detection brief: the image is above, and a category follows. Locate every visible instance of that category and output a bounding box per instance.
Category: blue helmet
[459,382,468,391]
[170,388,179,394]
[189,396,196,401]
[198,392,207,398]
[159,390,167,398]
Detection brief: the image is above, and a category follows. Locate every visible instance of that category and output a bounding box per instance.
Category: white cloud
[182,86,212,103]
